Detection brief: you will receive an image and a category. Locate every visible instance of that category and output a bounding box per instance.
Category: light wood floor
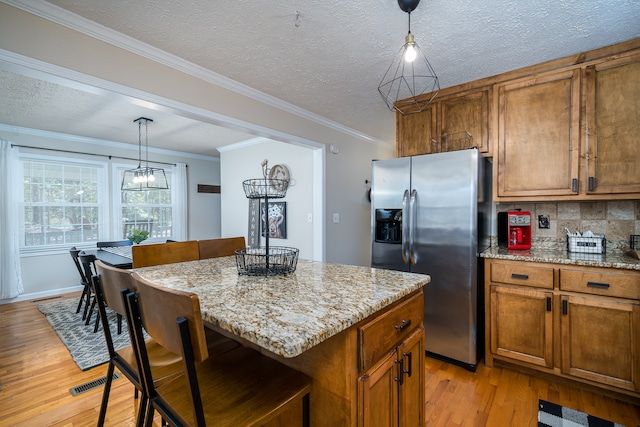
[1,292,639,427]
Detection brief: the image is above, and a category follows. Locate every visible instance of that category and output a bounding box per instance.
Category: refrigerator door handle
[401,189,410,264]
[409,189,417,265]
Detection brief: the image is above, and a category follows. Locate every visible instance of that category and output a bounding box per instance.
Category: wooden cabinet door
[490,285,554,367]
[398,327,424,427]
[440,88,490,153]
[359,351,399,427]
[358,327,424,427]
[497,69,581,198]
[560,294,640,392]
[584,52,640,195]
[395,105,437,157]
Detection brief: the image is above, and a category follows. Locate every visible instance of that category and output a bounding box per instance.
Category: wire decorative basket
[235,246,299,276]
[567,235,606,254]
[430,131,475,153]
[242,178,289,199]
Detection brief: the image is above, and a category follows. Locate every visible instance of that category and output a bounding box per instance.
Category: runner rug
[38,297,133,371]
[538,399,626,427]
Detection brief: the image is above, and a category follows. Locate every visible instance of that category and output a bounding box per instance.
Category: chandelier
[378,0,440,114]
[121,117,169,191]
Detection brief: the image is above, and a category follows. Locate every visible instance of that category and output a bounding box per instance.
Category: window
[116,165,174,241]
[19,155,182,254]
[19,156,107,252]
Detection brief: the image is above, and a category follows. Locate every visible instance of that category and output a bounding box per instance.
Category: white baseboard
[0,285,83,305]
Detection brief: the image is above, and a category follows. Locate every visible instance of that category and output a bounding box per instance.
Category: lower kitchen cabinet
[359,326,424,427]
[485,258,640,398]
[560,294,640,392]
[490,285,553,368]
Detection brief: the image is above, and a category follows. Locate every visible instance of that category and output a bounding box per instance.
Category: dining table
[84,246,133,269]
[133,256,430,425]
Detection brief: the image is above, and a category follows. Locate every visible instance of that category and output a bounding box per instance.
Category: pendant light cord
[137,119,143,168]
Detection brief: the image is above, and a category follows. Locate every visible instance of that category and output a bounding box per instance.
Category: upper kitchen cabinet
[496,69,581,199]
[396,104,437,157]
[396,86,492,157]
[493,41,640,201]
[583,51,640,196]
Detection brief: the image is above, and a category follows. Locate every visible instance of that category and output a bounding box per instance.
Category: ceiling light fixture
[378,0,440,115]
[121,117,169,191]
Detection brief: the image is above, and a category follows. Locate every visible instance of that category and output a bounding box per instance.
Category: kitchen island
[135,256,431,426]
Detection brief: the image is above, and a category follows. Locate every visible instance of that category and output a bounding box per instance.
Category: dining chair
[78,252,103,332]
[197,236,246,260]
[92,260,149,427]
[97,239,133,248]
[126,272,311,427]
[131,240,199,268]
[69,246,91,319]
[94,261,239,427]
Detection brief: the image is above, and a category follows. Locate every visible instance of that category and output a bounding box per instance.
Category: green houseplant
[127,228,149,244]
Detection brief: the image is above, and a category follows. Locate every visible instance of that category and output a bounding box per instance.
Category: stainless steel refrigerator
[370,148,492,370]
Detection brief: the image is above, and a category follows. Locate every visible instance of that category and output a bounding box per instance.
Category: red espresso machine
[498,211,532,250]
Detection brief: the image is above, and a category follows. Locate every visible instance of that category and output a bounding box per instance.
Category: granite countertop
[134,257,430,358]
[481,246,640,271]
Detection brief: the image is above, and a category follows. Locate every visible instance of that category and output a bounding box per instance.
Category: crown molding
[3,0,388,147]
[0,123,221,162]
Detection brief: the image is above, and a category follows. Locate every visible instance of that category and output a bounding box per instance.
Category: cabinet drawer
[560,268,640,299]
[359,291,423,372]
[489,262,554,289]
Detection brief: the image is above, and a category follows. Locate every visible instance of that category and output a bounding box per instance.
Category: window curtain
[171,163,188,241]
[0,141,23,299]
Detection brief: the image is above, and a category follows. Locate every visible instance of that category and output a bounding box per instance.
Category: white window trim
[18,153,109,256]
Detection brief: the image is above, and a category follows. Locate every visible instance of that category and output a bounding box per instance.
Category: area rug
[38,297,133,371]
[538,399,626,427]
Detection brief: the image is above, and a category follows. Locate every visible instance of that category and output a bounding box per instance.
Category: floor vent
[69,372,122,396]
[31,295,63,303]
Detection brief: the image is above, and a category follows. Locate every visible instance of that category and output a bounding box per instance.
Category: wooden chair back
[131,240,199,268]
[197,236,246,259]
[94,260,135,318]
[129,272,210,362]
[97,240,133,248]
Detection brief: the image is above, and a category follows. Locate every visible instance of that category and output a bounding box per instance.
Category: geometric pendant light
[121,117,169,191]
[378,0,440,114]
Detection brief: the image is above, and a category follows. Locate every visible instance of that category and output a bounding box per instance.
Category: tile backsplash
[496,200,640,251]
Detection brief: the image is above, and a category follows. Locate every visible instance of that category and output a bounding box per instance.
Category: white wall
[0,128,221,298]
[220,140,315,260]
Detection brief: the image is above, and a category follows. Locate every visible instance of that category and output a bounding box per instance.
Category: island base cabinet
[489,285,553,368]
[358,326,424,427]
[560,295,640,392]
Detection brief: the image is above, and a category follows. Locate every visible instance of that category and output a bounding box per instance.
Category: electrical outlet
[332,213,340,223]
[538,215,550,229]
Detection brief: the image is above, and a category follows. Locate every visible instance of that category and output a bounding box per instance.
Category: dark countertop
[481,246,640,271]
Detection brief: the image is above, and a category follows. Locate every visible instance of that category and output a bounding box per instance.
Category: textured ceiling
[1,0,639,156]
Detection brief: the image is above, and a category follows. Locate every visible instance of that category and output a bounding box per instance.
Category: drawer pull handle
[572,178,578,192]
[394,358,404,385]
[395,319,412,332]
[562,299,568,315]
[588,177,595,192]
[546,296,552,312]
[403,352,413,378]
[587,281,610,289]
[511,273,529,280]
